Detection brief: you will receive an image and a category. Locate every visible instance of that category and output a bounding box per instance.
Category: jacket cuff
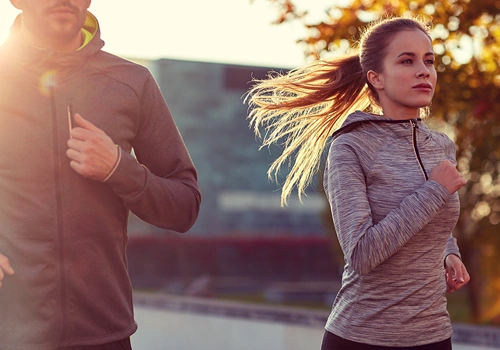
[426,180,452,203]
[104,149,148,201]
[103,146,122,182]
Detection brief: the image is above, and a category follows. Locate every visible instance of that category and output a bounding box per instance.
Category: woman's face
[369,29,437,118]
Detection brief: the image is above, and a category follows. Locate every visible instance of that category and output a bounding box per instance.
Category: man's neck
[20,27,83,52]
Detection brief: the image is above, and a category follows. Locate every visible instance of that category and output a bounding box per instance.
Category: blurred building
[128,58,328,237]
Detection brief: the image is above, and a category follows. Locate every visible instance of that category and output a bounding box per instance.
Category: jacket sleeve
[445,233,461,259]
[105,74,201,233]
[441,133,462,259]
[324,140,451,275]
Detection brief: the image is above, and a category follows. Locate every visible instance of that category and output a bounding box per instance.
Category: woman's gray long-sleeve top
[323,111,461,347]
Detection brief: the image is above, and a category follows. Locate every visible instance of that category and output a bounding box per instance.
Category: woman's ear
[367,70,384,91]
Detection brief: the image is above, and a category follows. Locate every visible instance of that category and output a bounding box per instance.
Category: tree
[261,0,500,324]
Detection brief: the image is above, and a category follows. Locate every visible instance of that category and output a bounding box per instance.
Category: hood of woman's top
[332,110,426,139]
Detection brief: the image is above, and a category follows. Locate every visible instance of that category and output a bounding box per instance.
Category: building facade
[129,58,328,236]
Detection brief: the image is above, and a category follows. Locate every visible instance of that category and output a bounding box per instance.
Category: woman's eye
[402,59,412,64]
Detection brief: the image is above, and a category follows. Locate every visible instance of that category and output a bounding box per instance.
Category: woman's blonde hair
[245,16,432,206]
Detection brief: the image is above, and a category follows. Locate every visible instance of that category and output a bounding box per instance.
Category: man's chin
[45,25,82,40]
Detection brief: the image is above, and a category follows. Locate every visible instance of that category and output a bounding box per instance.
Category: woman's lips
[413,83,433,91]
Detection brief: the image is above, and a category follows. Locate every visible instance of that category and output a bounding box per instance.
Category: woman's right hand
[429,160,467,194]
[0,254,14,288]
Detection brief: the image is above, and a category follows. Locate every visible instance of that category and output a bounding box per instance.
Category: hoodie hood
[332,110,425,140]
[0,11,104,72]
[79,11,99,50]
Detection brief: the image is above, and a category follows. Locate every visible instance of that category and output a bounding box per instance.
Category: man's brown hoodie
[0,12,200,349]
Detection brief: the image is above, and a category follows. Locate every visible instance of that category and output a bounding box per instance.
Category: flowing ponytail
[245,54,370,206]
[245,16,432,206]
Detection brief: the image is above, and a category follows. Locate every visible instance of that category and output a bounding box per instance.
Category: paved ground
[131,305,500,350]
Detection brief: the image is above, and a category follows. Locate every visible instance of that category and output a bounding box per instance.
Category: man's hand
[445,254,470,293]
[67,113,119,182]
[0,254,14,288]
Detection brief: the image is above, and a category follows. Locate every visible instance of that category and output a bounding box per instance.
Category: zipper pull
[67,98,75,137]
[410,119,419,129]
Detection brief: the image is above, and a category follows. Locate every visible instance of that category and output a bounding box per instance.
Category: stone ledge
[133,291,329,328]
[452,323,500,348]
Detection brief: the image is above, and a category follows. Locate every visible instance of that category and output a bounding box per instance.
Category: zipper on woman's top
[410,119,428,181]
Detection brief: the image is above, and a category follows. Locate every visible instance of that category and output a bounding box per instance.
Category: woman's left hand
[445,254,470,293]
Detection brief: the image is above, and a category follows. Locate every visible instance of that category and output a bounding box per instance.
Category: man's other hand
[0,254,14,288]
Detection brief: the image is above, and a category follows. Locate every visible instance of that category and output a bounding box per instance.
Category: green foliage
[263,0,500,324]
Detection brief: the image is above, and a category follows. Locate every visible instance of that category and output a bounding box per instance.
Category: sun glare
[0,0,317,68]
[0,6,20,46]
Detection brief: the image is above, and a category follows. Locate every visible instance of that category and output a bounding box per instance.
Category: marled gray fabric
[323,111,461,347]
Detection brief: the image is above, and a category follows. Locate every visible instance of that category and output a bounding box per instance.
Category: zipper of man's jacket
[49,85,68,342]
[410,119,428,180]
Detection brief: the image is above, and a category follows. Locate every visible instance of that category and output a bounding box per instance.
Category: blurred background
[1,0,499,348]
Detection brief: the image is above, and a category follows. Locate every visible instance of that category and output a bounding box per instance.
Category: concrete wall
[131,292,500,350]
[127,236,341,292]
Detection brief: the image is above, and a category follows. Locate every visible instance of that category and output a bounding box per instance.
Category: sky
[0,0,335,69]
